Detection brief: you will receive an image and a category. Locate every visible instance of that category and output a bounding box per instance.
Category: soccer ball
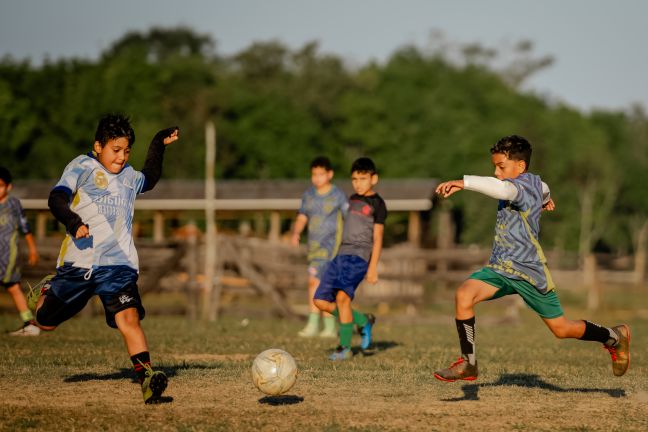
[251,348,298,395]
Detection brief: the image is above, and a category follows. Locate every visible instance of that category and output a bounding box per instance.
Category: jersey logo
[361,205,372,216]
[94,171,108,189]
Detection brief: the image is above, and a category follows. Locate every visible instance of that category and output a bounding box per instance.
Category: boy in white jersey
[30,114,179,404]
[433,135,629,381]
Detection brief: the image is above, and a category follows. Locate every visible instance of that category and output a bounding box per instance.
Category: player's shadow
[441,373,627,402]
[258,395,304,406]
[358,340,400,357]
[63,363,222,383]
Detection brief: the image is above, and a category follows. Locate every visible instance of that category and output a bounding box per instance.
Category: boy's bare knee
[313,299,330,312]
[115,308,141,328]
[455,286,475,308]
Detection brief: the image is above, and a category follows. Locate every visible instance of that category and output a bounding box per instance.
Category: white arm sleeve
[463,175,518,200]
[542,181,551,205]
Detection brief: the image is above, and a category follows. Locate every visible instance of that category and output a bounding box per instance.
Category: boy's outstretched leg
[114,308,169,404]
[543,317,630,376]
[435,279,497,382]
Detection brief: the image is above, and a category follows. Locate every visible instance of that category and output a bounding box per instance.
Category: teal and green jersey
[298,184,348,263]
[0,196,31,284]
[486,172,555,294]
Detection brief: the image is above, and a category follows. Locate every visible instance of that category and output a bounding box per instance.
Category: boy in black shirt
[313,158,387,360]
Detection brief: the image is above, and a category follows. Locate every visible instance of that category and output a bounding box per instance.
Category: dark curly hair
[310,156,333,171]
[94,114,136,147]
[0,166,11,184]
[350,157,377,175]
[490,135,532,171]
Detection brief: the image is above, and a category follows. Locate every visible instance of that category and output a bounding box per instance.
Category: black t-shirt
[337,193,387,261]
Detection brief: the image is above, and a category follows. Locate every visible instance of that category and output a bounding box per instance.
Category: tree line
[2,27,647,258]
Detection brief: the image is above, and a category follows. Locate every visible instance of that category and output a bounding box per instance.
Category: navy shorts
[38,264,145,329]
[314,255,368,302]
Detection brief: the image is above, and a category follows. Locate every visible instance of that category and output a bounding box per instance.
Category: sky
[1,0,646,112]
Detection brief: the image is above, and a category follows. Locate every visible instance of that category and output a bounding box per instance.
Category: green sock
[323,315,336,332]
[339,323,353,348]
[306,312,319,328]
[331,309,367,327]
[20,310,34,322]
[352,310,368,327]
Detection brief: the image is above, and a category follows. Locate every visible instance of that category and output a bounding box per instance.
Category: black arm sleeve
[48,189,86,235]
[140,126,178,193]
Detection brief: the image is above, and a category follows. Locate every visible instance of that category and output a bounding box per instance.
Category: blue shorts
[40,264,145,329]
[314,255,368,302]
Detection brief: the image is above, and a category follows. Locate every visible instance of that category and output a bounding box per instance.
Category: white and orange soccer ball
[251,348,298,395]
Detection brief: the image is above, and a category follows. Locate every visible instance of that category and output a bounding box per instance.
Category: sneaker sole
[145,374,168,404]
[615,324,631,376]
[433,373,478,382]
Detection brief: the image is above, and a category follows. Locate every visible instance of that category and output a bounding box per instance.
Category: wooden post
[408,211,421,248]
[269,211,281,243]
[585,253,600,311]
[153,211,165,243]
[633,220,648,286]
[36,211,48,240]
[186,220,199,320]
[202,121,218,321]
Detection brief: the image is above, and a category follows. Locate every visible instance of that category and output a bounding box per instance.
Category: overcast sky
[1,0,646,112]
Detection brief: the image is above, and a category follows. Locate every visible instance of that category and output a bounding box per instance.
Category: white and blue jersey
[52,154,147,271]
[486,173,555,293]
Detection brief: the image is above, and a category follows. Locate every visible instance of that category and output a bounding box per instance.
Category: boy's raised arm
[140,127,179,193]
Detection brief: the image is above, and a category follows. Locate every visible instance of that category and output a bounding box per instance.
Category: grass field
[1,291,647,431]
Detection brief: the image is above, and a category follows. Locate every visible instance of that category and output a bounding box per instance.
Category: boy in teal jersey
[30,115,180,403]
[292,156,348,338]
[313,157,387,360]
[0,166,41,336]
[434,135,629,381]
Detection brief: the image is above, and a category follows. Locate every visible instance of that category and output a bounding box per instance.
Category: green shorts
[469,267,564,319]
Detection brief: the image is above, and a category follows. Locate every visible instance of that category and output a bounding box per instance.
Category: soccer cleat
[359,313,375,350]
[318,328,338,338]
[298,324,320,338]
[328,346,353,361]
[140,362,169,404]
[8,322,41,337]
[26,274,55,312]
[604,324,630,377]
[434,356,479,382]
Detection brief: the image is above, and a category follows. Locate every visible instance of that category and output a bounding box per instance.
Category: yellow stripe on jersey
[520,209,556,292]
[57,235,71,268]
[3,231,18,283]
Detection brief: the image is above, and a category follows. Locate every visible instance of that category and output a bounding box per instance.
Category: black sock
[456,317,476,365]
[580,320,616,345]
[131,351,151,383]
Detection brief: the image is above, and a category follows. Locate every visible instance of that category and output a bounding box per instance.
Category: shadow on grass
[63,363,222,383]
[358,340,400,357]
[441,373,627,402]
[258,395,304,406]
